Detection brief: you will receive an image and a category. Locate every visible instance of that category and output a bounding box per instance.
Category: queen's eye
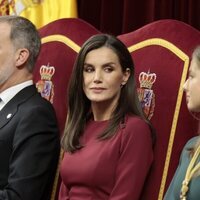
[104,65,114,72]
[84,65,94,73]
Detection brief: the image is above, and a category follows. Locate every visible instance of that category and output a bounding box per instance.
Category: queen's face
[183,57,200,112]
[83,46,130,108]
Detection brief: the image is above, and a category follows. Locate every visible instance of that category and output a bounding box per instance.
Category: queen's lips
[90,87,106,93]
[90,87,106,90]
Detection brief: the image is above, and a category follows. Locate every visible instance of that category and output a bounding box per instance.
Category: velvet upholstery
[118,19,200,200]
[33,18,100,134]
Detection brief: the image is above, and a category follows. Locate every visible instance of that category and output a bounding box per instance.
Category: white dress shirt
[0,80,33,111]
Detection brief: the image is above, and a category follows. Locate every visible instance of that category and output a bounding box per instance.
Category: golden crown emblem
[40,64,55,81]
[139,71,156,89]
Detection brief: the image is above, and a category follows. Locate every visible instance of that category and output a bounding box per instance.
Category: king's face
[0,22,18,92]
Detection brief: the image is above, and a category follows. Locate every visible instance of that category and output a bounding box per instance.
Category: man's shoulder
[17,85,55,114]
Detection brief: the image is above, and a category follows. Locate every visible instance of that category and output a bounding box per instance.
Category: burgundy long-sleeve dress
[59,115,153,200]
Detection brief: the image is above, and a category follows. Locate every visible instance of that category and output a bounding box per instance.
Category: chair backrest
[33,18,100,199]
[118,19,200,200]
[33,18,101,134]
[33,18,200,200]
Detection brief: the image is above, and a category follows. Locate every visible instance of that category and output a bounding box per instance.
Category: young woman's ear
[15,48,29,67]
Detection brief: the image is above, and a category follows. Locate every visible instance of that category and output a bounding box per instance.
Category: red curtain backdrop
[78,0,200,35]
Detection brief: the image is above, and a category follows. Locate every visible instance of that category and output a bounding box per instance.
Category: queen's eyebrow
[83,63,93,67]
[102,62,116,66]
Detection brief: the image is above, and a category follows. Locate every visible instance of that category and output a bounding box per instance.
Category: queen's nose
[93,70,102,83]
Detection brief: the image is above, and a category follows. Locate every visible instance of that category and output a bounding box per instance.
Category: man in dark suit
[0,16,60,199]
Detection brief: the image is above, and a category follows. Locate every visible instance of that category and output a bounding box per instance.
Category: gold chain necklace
[180,144,200,200]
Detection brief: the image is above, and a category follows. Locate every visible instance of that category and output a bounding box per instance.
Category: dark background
[78,0,200,35]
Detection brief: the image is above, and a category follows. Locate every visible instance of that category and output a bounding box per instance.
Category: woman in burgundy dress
[59,34,154,200]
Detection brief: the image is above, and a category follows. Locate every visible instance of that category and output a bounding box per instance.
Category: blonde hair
[189,46,200,156]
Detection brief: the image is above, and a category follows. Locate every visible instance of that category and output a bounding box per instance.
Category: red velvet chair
[33,18,100,199]
[33,18,200,200]
[118,19,200,200]
[34,18,101,134]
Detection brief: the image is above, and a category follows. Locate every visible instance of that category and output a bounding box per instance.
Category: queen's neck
[91,101,117,121]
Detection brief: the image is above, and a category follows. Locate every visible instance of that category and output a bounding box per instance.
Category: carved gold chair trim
[128,38,189,200]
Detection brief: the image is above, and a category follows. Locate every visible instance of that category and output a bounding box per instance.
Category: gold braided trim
[41,34,81,53]
[50,148,64,200]
[128,38,189,200]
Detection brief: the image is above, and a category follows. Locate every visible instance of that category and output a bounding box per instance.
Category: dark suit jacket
[0,85,60,200]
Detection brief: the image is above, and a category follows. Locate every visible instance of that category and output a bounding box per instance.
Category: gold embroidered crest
[137,71,156,120]
[36,64,55,103]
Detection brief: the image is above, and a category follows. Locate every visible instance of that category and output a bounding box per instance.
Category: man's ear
[15,48,29,67]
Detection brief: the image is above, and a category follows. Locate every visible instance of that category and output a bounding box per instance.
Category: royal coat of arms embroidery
[137,71,156,120]
[36,64,55,103]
